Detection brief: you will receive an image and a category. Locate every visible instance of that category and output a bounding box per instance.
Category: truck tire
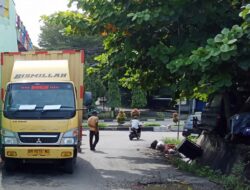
[64,157,76,174]
[5,159,18,172]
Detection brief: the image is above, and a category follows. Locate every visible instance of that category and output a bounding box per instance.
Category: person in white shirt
[131,115,142,133]
[131,117,141,129]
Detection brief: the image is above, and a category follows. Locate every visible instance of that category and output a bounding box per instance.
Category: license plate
[27,149,50,156]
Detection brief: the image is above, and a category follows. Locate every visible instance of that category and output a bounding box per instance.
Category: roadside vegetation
[169,158,249,190]
[42,1,249,105]
[83,122,108,128]
[164,136,249,190]
[164,138,182,145]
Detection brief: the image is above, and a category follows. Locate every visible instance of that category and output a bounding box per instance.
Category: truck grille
[18,133,60,144]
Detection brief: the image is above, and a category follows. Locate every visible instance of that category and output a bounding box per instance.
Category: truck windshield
[4,82,76,119]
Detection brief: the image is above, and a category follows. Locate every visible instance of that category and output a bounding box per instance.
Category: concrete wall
[0,0,18,52]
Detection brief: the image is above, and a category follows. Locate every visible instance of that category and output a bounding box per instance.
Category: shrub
[116,110,127,124]
[172,112,179,125]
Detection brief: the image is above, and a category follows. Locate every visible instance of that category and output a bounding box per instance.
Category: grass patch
[168,156,250,190]
[83,122,108,128]
[144,122,161,127]
[99,123,108,128]
[164,138,182,145]
[187,135,199,143]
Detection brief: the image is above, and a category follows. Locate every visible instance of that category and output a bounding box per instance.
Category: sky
[14,0,71,47]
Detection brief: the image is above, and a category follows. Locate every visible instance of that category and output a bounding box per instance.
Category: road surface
[0,131,222,190]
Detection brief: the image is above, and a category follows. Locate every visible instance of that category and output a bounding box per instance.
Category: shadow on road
[0,157,108,190]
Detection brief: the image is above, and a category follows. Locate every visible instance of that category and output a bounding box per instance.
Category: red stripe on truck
[80,86,84,99]
[62,50,76,54]
[5,52,21,56]
[81,50,85,64]
[1,53,3,65]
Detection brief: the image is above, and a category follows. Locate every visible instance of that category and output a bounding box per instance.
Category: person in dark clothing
[87,110,99,151]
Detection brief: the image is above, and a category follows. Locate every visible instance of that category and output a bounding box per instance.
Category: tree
[39,18,106,103]
[107,80,121,117]
[131,87,147,108]
[43,0,244,100]
[84,65,106,102]
[39,19,102,54]
[167,5,250,100]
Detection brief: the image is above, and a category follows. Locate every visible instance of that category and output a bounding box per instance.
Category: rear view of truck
[0,50,84,173]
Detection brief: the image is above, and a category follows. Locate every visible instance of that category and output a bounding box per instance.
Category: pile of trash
[150,140,178,156]
[150,139,203,160]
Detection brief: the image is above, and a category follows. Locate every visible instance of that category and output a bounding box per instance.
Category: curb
[83,127,183,132]
[99,118,172,122]
[83,127,153,131]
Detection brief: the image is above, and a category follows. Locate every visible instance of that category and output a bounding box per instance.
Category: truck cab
[1,51,84,173]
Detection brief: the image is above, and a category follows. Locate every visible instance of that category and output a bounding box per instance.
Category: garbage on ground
[156,141,165,151]
[164,144,176,154]
[177,139,203,160]
[150,140,158,149]
[150,140,178,155]
[150,139,203,160]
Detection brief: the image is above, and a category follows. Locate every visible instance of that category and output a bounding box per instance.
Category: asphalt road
[0,131,222,190]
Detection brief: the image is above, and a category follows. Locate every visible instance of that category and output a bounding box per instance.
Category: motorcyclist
[131,115,142,134]
[130,108,142,139]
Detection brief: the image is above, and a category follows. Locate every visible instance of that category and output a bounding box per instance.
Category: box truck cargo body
[0,50,84,173]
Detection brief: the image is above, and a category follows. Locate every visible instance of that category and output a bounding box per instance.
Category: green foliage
[116,110,127,124]
[131,87,147,108]
[156,112,165,119]
[98,123,108,128]
[169,158,250,190]
[85,65,106,102]
[167,24,246,99]
[83,122,107,128]
[39,18,105,102]
[164,138,181,145]
[44,0,247,100]
[39,19,102,52]
[187,135,198,143]
[107,80,121,109]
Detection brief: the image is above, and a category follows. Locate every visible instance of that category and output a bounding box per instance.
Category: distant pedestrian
[87,110,99,151]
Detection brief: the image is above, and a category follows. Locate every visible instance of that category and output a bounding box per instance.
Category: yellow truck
[0,50,84,173]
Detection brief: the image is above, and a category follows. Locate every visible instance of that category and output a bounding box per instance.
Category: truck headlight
[4,137,18,145]
[61,138,75,145]
[60,128,78,145]
[2,129,18,145]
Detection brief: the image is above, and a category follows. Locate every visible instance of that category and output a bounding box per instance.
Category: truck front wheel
[64,157,76,174]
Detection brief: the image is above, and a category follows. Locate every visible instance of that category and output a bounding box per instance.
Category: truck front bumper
[4,146,74,159]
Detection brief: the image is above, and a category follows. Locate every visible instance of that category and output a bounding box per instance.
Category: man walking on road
[87,110,99,151]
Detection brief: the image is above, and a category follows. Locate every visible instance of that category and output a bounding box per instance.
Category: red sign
[31,85,49,90]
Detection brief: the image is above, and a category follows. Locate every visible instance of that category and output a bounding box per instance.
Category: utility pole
[177,99,181,140]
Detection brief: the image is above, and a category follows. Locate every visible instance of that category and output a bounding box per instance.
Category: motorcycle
[129,126,142,140]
